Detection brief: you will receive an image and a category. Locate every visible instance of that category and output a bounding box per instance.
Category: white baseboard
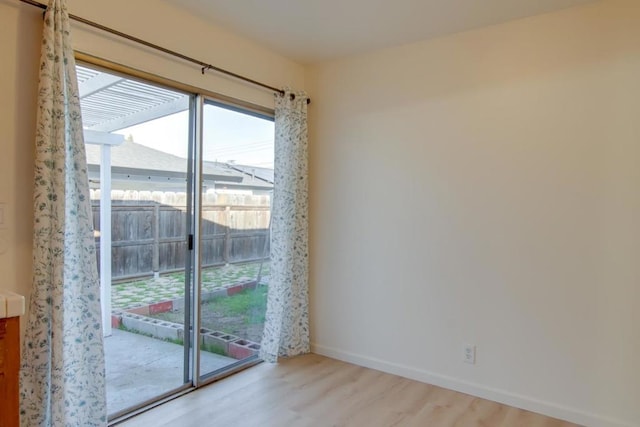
[310,343,634,427]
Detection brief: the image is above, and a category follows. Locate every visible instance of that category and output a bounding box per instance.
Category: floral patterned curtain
[20,1,106,425]
[260,90,310,362]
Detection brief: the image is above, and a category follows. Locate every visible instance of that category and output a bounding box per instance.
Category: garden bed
[152,286,267,343]
[109,261,269,359]
[111,283,267,359]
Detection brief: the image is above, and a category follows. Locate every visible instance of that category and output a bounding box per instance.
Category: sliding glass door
[196,100,274,381]
[77,62,275,419]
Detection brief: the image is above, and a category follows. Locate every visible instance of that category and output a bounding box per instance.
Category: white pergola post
[84,130,124,337]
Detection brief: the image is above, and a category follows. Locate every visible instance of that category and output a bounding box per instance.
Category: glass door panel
[77,64,194,418]
[198,101,274,380]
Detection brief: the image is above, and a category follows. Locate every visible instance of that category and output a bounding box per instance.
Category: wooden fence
[92,201,270,281]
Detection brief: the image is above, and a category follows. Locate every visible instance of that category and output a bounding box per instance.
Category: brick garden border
[111,279,261,360]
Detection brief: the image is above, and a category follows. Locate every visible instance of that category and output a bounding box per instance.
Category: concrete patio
[105,329,235,415]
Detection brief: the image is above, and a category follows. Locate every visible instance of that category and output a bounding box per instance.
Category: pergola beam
[79,72,124,98]
[87,96,190,132]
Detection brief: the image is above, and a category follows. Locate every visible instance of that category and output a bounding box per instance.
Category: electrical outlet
[464,344,476,364]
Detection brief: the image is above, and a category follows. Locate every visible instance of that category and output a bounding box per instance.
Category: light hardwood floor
[117,354,579,427]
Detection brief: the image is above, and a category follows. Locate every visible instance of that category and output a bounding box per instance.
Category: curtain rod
[19,0,310,104]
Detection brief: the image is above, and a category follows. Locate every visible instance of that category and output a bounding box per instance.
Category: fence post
[153,203,160,278]
[224,205,231,264]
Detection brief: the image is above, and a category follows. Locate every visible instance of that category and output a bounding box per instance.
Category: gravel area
[111,261,270,310]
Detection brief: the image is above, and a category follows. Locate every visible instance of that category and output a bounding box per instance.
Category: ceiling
[164,0,596,64]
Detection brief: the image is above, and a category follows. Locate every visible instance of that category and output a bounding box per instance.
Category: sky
[114,102,275,168]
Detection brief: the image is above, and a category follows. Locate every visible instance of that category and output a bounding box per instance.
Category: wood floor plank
[116,354,580,427]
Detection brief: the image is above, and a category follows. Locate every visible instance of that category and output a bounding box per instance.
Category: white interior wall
[0,0,305,339]
[307,1,639,426]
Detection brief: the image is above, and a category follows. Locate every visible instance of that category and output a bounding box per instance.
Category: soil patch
[150,286,267,343]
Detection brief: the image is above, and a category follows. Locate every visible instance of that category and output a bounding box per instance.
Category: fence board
[93,201,269,281]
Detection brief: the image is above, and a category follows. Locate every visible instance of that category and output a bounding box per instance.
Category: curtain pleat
[20,1,106,425]
[260,90,310,362]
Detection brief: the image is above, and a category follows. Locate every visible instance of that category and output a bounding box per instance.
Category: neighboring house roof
[228,164,274,184]
[203,161,273,192]
[85,140,273,192]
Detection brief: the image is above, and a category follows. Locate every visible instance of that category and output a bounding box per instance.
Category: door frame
[77,54,276,423]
